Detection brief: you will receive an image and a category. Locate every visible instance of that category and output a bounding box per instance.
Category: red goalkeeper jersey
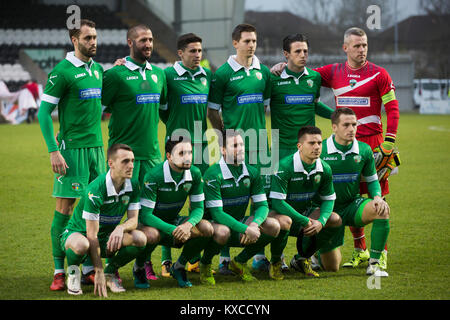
[315,61,399,141]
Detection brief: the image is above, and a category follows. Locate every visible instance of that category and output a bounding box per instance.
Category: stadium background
[0,0,449,301]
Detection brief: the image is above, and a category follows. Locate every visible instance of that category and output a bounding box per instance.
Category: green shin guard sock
[200,239,224,265]
[270,229,289,263]
[105,246,142,274]
[220,246,230,259]
[66,248,86,267]
[235,233,275,264]
[178,237,209,266]
[51,210,70,267]
[161,245,172,263]
[370,219,390,260]
[136,243,158,268]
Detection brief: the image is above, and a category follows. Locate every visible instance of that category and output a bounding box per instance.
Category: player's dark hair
[331,107,356,125]
[297,126,322,142]
[232,23,257,41]
[177,33,202,50]
[165,135,192,155]
[68,19,96,41]
[283,33,309,52]
[107,143,133,160]
[219,129,242,148]
[127,24,151,41]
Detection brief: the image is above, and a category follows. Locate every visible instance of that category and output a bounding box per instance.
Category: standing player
[158,33,212,276]
[101,24,167,280]
[61,144,147,296]
[268,126,338,278]
[314,27,399,269]
[311,108,390,276]
[207,23,272,273]
[270,33,334,159]
[135,136,214,288]
[38,19,105,291]
[199,130,281,285]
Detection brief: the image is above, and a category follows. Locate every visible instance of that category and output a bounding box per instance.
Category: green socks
[370,219,390,260]
[51,210,70,269]
[270,229,290,263]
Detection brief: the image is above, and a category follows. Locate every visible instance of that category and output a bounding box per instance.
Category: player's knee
[141,226,160,244]
[263,217,280,237]
[278,215,292,231]
[132,230,147,247]
[72,238,89,255]
[198,220,214,237]
[214,225,230,245]
[325,212,342,228]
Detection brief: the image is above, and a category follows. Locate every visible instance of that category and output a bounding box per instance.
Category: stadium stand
[0,0,169,93]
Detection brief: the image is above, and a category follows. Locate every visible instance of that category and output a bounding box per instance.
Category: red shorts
[357,133,389,196]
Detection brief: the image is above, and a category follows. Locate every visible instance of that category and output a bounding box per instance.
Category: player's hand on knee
[303,219,323,237]
[50,150,69,175]
[244,223,260,243]
[372,196,390,217]
[107,226,124,252]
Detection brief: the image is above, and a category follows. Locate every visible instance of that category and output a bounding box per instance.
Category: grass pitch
[0,113,449,300]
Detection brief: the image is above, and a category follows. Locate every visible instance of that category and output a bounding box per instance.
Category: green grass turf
[0,113,449,300]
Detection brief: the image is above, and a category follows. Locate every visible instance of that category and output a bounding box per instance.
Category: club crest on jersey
[354,155,362,163]
[72,183,80,191]
[121,195,130,205]
[151,74,158,83]
[314,175,321,184]
[183,183,192,192]
[94,70,99,79]
[200,77,207,86]
[349,79,357,87]
[255,72,262,80]
[242,178,251,188]
[307,79,314,88]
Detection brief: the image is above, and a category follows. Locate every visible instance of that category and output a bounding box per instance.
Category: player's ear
[177,49,183,59]
[283,50,289,60]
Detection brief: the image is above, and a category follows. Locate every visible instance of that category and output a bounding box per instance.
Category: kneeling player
[315,108,390,276]
[198,130,281,285]
[269,126,340,278]
[136,136,213,288]
[61,144,147,297]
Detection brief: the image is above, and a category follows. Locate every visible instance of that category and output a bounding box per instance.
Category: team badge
[349,79,357,87]
[255,72,262,80]
[121,195,130,205]
[242,178,251,188]
[94,70,99,79]
[183,183,192,192]
[151,74,158,83]
[354,155,362,163]
[314,175,321,184]
[200,77,207,86]
[307,79,314,88]
[71,182,80,191]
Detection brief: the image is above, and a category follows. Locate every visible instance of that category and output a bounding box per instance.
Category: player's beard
[78,42,96,58]
[172,162,192,171]
[133,40,151,62]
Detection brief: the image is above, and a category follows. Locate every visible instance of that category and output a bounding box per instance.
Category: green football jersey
[66,171,141,239]
[207,55,271,152]
[270,67,322,148]
[162,61,211,143]
[139,161,204,235]
[269,151,336,215]
[203,157,268,233]
[320,135,379,210]
[40,51,103,151]
[102,56,167,160]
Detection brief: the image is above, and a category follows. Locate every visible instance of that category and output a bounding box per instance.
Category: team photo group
[38,19,400,297]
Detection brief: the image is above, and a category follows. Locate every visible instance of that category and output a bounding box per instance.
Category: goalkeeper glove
[374,137,395,169]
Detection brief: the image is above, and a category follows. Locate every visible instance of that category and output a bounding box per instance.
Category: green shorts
[277,147,298,161]
[319,197,371,253]
[192,142,210,175]
[60,229,112,258]
[132,158,162,184]
[52,146,105,198]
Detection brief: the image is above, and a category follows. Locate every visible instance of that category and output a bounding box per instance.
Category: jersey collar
[326,135,360,158]
[105,170,133,197]
[163,160,193,191]
[280,67,309,83]
[174,61,206,77]
[124,56,152,71]
[219,157,249,185]
[293,151,323,178]
[66,51,94,69]
[227,55,261,72]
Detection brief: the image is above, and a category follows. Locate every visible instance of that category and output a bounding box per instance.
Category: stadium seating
[0,1,169,93]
